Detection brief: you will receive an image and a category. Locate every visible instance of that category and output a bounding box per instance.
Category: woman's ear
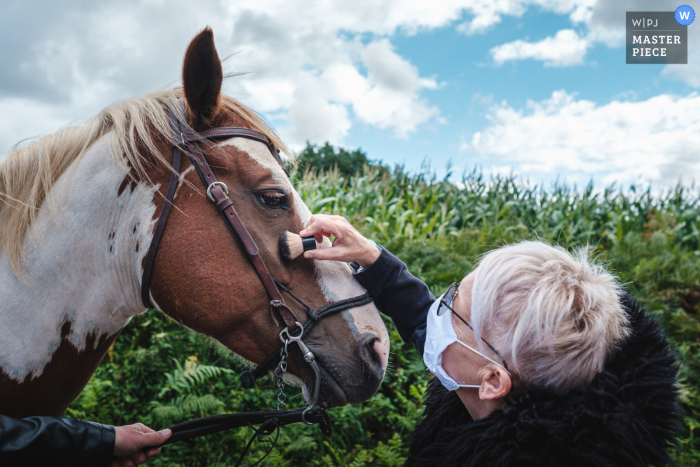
[182,27,223,130]
[479,364,512,400]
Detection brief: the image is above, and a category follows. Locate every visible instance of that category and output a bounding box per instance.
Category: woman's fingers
[300,215,323,235]
[314,230,334,241]
[114,423,171,458]
[299,214,378,265]
[131,452,147,465]
[144,447,161,458]
[304,246,353,262]
[301,215,348,239]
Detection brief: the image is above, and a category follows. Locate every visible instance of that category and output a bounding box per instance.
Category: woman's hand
[300,214,380,268]
[111,423,172,467]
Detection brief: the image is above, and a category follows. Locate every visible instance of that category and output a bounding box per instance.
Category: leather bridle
[141,101,300,330]
[140,100,374,462]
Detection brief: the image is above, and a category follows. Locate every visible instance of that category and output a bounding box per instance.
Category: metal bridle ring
[301,407,316,426]
[206,181,229,202]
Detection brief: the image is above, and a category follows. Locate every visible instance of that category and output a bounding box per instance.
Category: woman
[300,214,678,467]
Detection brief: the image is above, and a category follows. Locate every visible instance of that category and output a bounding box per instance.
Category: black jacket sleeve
[351,248,434,357]
[0,414,115,467]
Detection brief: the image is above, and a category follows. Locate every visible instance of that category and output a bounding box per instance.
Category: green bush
[297,143,387,179]
[67,159,700,466]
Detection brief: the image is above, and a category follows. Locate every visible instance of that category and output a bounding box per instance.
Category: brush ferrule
[302,236,317,252]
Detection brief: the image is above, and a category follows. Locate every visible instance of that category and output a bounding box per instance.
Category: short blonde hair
[470,241,629,393]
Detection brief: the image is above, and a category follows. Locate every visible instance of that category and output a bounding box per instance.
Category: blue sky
[340,6,699,187]
[1,0,699,189]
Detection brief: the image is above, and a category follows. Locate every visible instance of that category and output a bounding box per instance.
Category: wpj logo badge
[626,7,691,64]
[675,5,695,26]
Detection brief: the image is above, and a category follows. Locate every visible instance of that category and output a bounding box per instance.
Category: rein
[140,99,373,465]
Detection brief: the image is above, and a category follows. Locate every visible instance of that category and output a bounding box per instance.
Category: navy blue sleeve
[0,414,115,466]
[351,248,433,356]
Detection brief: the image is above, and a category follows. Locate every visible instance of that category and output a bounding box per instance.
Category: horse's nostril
[358,333,381,366]
[367,339,379,363]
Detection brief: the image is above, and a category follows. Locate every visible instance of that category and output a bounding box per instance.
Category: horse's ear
[182,27,223,129]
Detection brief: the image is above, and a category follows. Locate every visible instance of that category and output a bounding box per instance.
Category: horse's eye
[257,192,288,209]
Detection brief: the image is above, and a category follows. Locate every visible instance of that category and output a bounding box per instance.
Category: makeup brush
[280,231,318,260]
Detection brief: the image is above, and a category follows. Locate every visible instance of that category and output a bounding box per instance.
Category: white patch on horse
[219,138,390,373]
[219,139,287,187]
[0,136,157,381]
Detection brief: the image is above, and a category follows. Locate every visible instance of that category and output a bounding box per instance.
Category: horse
[0,28,390,419]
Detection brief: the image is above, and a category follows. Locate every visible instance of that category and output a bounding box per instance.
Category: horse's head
[145,29,389,408]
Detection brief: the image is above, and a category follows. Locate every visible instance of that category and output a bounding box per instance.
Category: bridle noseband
[140,100,374,454]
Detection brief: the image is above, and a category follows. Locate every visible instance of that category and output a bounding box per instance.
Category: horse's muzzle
[312,332,385,408]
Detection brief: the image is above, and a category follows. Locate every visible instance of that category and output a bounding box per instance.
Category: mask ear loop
[451,314,490,389]
[456,326,471,341]
[457,383,482,389]
[452,340,513,390]
[456,340,512,378]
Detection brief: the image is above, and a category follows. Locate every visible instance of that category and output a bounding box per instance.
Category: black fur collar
[406,294,679,467]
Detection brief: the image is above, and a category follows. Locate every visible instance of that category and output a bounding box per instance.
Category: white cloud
[0,0,454,153]
[278,39,441,143]
[491,29,590,66]
[483,0,700,77]
[0,0,637,155]
[0,97,74,153]
[463,90,700,186]
[585,0,675,47]
[285,76,352,144]
[661,16,700,87]
[353,40,440,137]
[456,0,595,35]
[362,39,438,93]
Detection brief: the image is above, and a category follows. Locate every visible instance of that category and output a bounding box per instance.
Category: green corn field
[66,154,700,466]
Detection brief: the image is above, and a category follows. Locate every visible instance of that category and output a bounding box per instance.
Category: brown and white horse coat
[0,28,389,418]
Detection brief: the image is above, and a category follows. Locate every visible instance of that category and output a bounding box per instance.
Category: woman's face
[441,272,482,386]
[441,270,512,419]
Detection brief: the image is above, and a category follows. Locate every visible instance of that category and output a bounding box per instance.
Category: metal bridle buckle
[279,322,303,344]
[206,181,229,202]
[279,322,314,364]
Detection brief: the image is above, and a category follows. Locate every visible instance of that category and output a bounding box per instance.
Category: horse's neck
[0,135,156,383]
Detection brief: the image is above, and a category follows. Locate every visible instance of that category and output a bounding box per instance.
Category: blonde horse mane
[0,88,291,275]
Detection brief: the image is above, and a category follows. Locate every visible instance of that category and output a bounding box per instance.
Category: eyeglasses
[438,282,509,372]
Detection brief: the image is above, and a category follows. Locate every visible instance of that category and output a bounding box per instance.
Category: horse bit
[140,99,373,463]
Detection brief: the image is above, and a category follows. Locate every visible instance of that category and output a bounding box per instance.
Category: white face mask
[423,293,510,391]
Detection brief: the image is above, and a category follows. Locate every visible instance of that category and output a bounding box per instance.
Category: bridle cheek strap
[177,120,300,330]
[140,138,183,309]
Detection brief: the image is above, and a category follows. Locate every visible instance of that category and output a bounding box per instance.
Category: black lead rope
[156,407,332,466]
[234,420,279,467]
